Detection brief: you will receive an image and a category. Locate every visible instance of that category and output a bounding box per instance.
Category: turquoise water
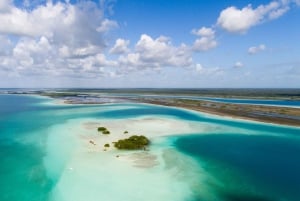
[1,94,300,201]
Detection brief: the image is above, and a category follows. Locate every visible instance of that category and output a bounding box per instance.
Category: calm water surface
[1,94,300,201]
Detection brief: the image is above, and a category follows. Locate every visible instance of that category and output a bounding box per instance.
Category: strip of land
[128,97,300,127]
[51,94,300,127]
[9,88,299,127]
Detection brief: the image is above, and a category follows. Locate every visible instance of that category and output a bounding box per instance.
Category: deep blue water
[175,134,300,201]
[1,94,300,201]
[0,95,42,116]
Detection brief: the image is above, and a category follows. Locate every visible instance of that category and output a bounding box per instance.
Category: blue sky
[0,0,299,88]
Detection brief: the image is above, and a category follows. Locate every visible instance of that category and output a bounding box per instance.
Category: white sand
[82,117,203,148]
[43,116,216,201]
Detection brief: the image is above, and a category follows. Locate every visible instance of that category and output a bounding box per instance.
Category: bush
[124,131,128,134]
[98,127,107,132]
[97,127,110,134]
[102,130,110,134]
[104,143,110,148]
[114,135,150,150]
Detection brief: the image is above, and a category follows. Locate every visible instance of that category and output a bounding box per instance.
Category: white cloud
[192,27,215,37]
[73,53,117,72]
[58,44,101,58]
[217,5,261,33]
[0,2,195,79]
[96,19,118,33]
[248,44,266,54]
[192,27,217,51]
[0,35,13,56]
[268,6,290,19]
[118,34,193,71]
[135,34,171,62]
[193,37,217,52]
[217,1,291,33]
[1,0,297,85]
[110,38,130,54]
[134,34,192,67]
[0,1,117,47]
[195,63,224,75]
[234,61,244,68]
[0,2,68,37]
[0,0,12,12]
[0,1,118,78]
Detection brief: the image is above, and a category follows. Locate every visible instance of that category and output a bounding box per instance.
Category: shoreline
[47,94,300,128]
[22,93,300,127]
[135,99,300,127]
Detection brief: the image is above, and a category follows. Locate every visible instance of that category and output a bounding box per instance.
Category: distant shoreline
[132,98,300,127]
[3,91,300,127]
[55,96,300,127]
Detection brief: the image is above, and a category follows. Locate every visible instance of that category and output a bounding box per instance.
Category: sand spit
[80,117,202,153]
[117,152,159,168]
[44,116,215,201]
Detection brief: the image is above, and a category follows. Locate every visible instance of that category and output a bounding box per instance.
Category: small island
[95,126,150,150]
[114,135,150,150]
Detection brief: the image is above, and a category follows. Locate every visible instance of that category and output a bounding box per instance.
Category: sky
[0,0,299,88]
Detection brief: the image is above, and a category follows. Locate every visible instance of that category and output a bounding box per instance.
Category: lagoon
[1,94,300,201]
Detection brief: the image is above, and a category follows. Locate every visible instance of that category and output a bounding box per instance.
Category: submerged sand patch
[117,152,159,168]
[43,116,219,201]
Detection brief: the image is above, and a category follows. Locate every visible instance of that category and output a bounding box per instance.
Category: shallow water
[1,95,300,201]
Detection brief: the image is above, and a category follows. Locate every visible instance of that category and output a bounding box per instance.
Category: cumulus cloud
[110,38,130,54]
[192,27,215,37]
[71,54,117,72]
[234,61,244,68]
[2,0,296,83]
[192,27,217,51]
[0,1,195,79]
[0,35,13,56]
[0,1,110,44]
[217,1,292,33]
[0,0,12,12]
[248,44,266,54]
[195,64,224,75]
[0,1,118,78]
[118,34,192,71]
[96,19,118,33]
[58,44,102,58]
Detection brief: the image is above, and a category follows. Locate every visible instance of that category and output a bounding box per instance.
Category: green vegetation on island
[114,135,150,150]
[102,130,110,134]
[98,127,107,132]
[97,127,110,135]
